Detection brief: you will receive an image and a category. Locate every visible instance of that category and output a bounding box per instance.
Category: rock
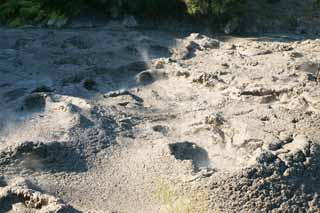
[175,70,190,78]
[104,89,129,98]
[154,60,166,69]
[282,168,292,177]
[278,45,294,52]
[268,140,283,151]
[292,150,305,163]
[303,157,312,168]
[289,52,303,58]
[152,125,169,135]
[205,113,224,126]
[260,95,277,104]
[256,151,277,164]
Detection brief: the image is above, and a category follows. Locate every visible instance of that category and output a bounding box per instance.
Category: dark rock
[152,125,169,135]
[256,151,277,165]
[268,140,283,151]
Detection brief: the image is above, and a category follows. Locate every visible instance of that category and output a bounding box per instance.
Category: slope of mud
[0,25,320,212]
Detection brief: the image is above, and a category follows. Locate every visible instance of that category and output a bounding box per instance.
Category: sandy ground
[0,25,320,212]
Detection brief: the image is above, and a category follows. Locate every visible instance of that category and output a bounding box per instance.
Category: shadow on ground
[0,141,88,173]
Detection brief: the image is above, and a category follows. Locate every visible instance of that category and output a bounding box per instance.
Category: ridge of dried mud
[0,26,320,212]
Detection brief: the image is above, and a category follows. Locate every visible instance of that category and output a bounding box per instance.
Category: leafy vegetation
[184,0,247,28]
[0,0,249,28]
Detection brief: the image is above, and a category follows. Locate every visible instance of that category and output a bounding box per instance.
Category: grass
[154,178,208,213]
[0,0,248,30]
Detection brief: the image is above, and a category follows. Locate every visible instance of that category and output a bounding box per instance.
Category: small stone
[268,140,283,151]
[289,52,303,58]
[303,157,312,168]
[283,168,292,177]
[205,113,224,126]
[256,151,277,164]
[104,89,129,98]
[152,125,169,135]
[175,70,190,78]
[292,150,305,162]
[154,60,165,69]
[221,63,229,69]
[260,95,277,104]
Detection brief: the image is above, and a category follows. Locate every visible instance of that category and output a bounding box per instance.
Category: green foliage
[0,0,45,26]
[183,0,247,26]
[0,0,247,29]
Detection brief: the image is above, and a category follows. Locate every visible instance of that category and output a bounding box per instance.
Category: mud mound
[210,141,320,212]
[0,141,87,173]
[0,178,77,212]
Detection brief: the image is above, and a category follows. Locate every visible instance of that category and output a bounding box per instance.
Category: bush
[183,0,247,26]
[0,0,247,29]
[0,0,43,26]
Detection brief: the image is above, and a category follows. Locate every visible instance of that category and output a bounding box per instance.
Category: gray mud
[0,25,320,212]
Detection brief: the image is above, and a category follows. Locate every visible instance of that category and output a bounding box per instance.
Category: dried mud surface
[0,26,320,212]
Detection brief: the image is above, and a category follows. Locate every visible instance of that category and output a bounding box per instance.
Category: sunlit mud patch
[169,142,210,172]
[0,178,78,212]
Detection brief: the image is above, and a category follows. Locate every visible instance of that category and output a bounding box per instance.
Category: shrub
[0,0,44,26]
[0,0,247,29]
[183,0,247,27]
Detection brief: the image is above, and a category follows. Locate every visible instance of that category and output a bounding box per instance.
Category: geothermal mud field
[0,26,320,212]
